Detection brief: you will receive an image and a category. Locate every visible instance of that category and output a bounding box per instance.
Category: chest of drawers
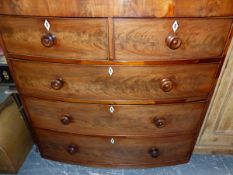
[0,0,232,168]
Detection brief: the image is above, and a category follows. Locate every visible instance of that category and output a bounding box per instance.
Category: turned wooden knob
[149,147,160,158]
[166,34,182,50]
[67,144,78,155]
[41,33,56,48]
[160,78,173,92]
[51,78,64,90]
[60,114,72,125]
[154,118,166,128]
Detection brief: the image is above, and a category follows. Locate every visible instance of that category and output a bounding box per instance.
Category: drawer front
[1,0,233,17]
[112,0,233,17]
[36,129,194,166]
[25,97,205,136]
[0,17,108,60]
[0,0,108,17]
[11,59,218,102]
[114,19,232,61]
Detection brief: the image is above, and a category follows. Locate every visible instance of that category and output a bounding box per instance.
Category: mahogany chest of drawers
[0,0,232,168]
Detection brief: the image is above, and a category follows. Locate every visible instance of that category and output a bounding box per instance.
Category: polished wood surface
[114,18,232,61]
[10,59,218,102]
[112,0,233,17]
[1,0,233,168]
[0,0,233,17]
[35,129,194,166]
[0,16,108,60]
[0,0,109,17]
[24,97,205,136]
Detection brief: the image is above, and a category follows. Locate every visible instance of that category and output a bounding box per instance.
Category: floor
[2,146,233,175]
[0,89,233,175]
[0,86,9,103]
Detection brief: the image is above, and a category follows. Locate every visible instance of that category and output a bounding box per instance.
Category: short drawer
[35,129,194,166]
[0,0,109,17]
[25,97,205,136]
[114,18,232,61]
[0,16,108,60]
[10,59,218,102]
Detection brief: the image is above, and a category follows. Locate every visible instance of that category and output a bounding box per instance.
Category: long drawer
[0,16,108,60]
[24,97,206,136]
[1,0,233,17]
[10,59,218,102]
[35,129,194,166]
[114,18,232,61]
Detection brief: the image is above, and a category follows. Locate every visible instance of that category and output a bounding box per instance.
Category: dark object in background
[0,47,14,85]
[0,47,33,173]
[0,65,13,84]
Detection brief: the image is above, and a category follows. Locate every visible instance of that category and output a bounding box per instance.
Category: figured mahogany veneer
[24,97,206,136]
[0,0,233,17]
[9,59,218,102]
[114,19,232,61]
[35,129,194,167]
[0,0,232,169]
[0,17,231,61]
[0,16,108,60]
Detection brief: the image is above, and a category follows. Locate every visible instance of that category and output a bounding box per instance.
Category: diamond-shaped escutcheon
[108,67,113,76]
[172,20,179,33]
[109,106,115,113]
[110,138,115,144]
[44,19,50,31]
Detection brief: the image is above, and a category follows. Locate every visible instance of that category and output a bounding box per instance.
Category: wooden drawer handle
[166,34,182,50]
[41,33,56,48]
[60,114,72,125]
[149,147,160,158]
[160,78,173,92]
[67,144,78,155]
[51,78,64,90]
[154,118,166,128]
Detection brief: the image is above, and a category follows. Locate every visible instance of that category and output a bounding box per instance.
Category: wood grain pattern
[35,128,194,166]
[112,0,233,17]
[0,0,109,17]
[0,16,108,60]
[114,18,232,61]
[10,59,218,102]
[195,39,233,154]
[24,97,206,136]
[0,0,233,17]
[1,0,232,168]
[0,97,32,173]
[5,54,222,65]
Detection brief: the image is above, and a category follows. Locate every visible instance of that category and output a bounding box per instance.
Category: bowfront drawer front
[114,18,232,61]
[36,129,193,166]
[1,0,232,169]
[0,0,109,17]
[112,0,233,17]
[0,16,108,60]
[24,97,205,136]
[1,0,233,17]
[10,59,218,102]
